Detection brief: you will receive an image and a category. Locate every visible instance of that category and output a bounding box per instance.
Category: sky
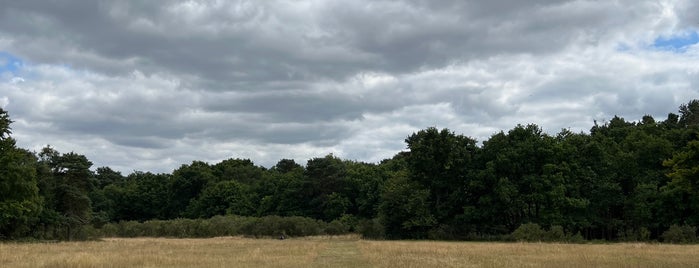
[0,0,698,173]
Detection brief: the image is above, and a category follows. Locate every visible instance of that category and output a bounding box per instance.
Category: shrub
[100,223,118,237]
[95,215,349,238]
[428,224,458,240]
[544,225,566,242]
[662,225,697,244]
[618,227,651,242]
[512,223,544,242]
[324,220,349,235]
[357,218,385,239]
[567,231,585,243]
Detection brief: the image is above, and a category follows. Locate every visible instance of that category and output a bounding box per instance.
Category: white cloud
[0,0,698,173]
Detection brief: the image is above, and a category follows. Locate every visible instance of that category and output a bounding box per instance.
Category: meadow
[1,236,699,267]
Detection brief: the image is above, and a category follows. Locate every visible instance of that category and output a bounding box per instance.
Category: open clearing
[2,236,699,267]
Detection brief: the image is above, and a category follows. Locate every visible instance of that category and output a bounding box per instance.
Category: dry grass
[1,236,699,267]
[0,236,327,268]
[358,240,699,267]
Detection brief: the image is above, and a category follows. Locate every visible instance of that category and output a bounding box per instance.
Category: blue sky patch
[0,51,24,74]
[653,31,699,52]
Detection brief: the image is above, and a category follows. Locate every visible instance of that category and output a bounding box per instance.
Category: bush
[662,225,697,244]
[357,218,384,239]
[428,224,458,240]
[618,227,651,242]
[324,220,349,235]
[337,214,358,232]
[544,225,566,242]
[94,215,353,238]
[512,223,544,242]
[567,231,585,243]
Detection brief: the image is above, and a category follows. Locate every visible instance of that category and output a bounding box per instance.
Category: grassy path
[312,240,370,268]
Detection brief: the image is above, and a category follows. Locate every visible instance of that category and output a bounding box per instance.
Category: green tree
[212,158,264,184]
[0,109,42,239]
[36,148,94,240]
[103,172,171,222]
[478,125,565,230]
[679,99,699,127]
[257,161,307,217]
[404,127,478,234]
[304,154,350,221]
[186,180,253,218]
[661,141,699,227]
[94,167,124,189]
[379,171,435,239]
[346,161,385,219]
[168,161,215,218]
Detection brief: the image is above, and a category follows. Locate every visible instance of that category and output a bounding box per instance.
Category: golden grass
[0,236,327,268]
[357,240,699,268]
[1,236,698,267]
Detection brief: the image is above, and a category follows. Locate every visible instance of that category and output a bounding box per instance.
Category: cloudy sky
[1,0,698,173]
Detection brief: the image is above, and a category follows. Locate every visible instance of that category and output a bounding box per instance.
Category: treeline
[3,100,699,242]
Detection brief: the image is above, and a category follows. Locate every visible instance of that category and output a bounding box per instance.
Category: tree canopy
[3,101,699,241]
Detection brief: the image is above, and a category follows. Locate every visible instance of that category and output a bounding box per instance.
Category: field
[2,236,699,267]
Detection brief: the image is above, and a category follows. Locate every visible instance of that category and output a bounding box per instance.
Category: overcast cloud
[1,0,698,173]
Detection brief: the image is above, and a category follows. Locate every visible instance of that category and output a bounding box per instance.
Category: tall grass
[0,237,326,268]
[2,236,699,267]
[358,240,699,267]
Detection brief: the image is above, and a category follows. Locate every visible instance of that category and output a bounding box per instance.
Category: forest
[2,100,699,242]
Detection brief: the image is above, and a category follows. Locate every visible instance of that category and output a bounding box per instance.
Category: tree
[346,161,385,219]
[212,158,264,184]
[273,159,303,174]
[304,154,350,221]
[94,167,124,189]
[0,109,42,238]
[378,171,435,239]
[45,151,94,240]
[0,109,12,139]
[102,172,171,222]
[404,127,478,229]
[478,124,564,230]
[185,180,253,218]
[257,165,307,217]
[679,99,699,127]
[168,161,214,218]
[660,141,699,227]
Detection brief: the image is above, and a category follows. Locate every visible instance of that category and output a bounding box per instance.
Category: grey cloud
[677,0,699,28]
[1,0,698,173]
[0,0,663,88]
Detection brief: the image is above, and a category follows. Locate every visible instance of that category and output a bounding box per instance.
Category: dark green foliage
[98,215,348,238]
[661,141,699,227]
[512,223,583,242]
[405,128,477,224]
[661,225,697,243]
[619,227,651,242]
[357,218,385,239]
[0,109,42,239]
[379,171,435,239]
[167,161,215,218]
[212,158,265,184]
[102,172,171,222]
[185,180,254,218]
[679,99,699,126]
[6,101,699,242]
[512,223,544,242]
[304,154,350,221]
[325,219,349,235]
[34,148,94,240]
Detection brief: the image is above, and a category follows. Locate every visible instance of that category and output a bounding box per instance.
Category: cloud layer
[1,0,698,172]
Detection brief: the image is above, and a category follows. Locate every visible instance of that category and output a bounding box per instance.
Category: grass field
[2,236,699,267]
